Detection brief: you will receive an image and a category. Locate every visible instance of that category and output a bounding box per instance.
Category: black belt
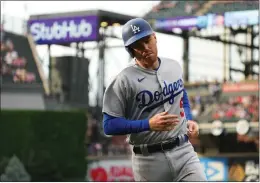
[133,134,189,154]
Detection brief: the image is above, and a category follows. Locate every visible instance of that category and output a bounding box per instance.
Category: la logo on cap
[130,25,140,34]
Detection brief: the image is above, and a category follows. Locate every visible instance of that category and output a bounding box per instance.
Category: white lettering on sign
[155,17,197,29]
[177,18,197,26]
[30,19,93,41]
[245,161,259,175]
[244,161,259,182]
[87,160,134,182]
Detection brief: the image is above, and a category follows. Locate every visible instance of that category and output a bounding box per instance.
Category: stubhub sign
[28,15,98,44]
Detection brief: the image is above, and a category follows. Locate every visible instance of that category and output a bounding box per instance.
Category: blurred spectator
[12,57,27,67]
[209,80,221,101]
[194,92,201,105]
[1,33,36,83]
[85,112,131,157]
[0,23,4,43]
[212,95,259,122]
[85,81,259,157]
[85,113,103,156]
[4,40,18,65]
[185,2,200,14]
[185,2,193,14]
[13,69,36,83]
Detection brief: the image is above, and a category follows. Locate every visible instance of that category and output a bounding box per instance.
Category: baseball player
[102,18,207,181]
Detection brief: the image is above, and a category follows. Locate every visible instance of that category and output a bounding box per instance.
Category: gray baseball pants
[131,137,207,181]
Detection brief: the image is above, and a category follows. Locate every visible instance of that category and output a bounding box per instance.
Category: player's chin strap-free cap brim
[124,30,153,47]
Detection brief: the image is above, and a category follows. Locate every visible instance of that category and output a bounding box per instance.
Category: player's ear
[127,47,135,58]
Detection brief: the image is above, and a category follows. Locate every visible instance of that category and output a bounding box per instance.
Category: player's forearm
[103,114,150,135]
[183,89,193,120]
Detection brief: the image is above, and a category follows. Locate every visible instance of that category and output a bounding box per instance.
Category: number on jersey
[180,97,185,117]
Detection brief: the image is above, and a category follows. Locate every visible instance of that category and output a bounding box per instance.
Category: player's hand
[187,120,199,138]
[149,111,179,131]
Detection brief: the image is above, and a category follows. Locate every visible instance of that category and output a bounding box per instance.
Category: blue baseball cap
[122,18,154,47]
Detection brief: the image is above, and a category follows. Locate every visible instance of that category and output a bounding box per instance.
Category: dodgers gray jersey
[102,57,188,145]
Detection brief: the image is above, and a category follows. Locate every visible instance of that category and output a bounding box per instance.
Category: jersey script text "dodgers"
[136,78,183,108]
[30,19,93,41]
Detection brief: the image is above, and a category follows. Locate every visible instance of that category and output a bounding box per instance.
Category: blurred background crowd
[1,0,258,157]
[1,28,36,83]
[0,0,259,182]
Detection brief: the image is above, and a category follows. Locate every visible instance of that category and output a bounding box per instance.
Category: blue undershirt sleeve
[103,113,150,135]
[183,89,193,120]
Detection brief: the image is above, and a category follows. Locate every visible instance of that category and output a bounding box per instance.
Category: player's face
[130,33,158,65]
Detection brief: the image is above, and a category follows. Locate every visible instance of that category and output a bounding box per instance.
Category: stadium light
[211,120,224,136]
[112,23,121,26]
[231,24,239,30]
[101,21,108,27]
[172,28,182,34]
[236,120,250,135]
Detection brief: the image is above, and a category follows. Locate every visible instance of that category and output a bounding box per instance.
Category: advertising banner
[199,157,229,181]
[154,16,199,31]
[228,157,259,182]
[206,14,225,28]
[222,82,259,93]
[87,159,134,182]
[28,15,98,45]
[86,156,258,182]
[154,10,258,31]
[224,10,259,27]
[86,158,229,182]
[154,14,224,31]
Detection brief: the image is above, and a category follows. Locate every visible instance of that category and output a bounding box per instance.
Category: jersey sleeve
[102,74,128,117]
